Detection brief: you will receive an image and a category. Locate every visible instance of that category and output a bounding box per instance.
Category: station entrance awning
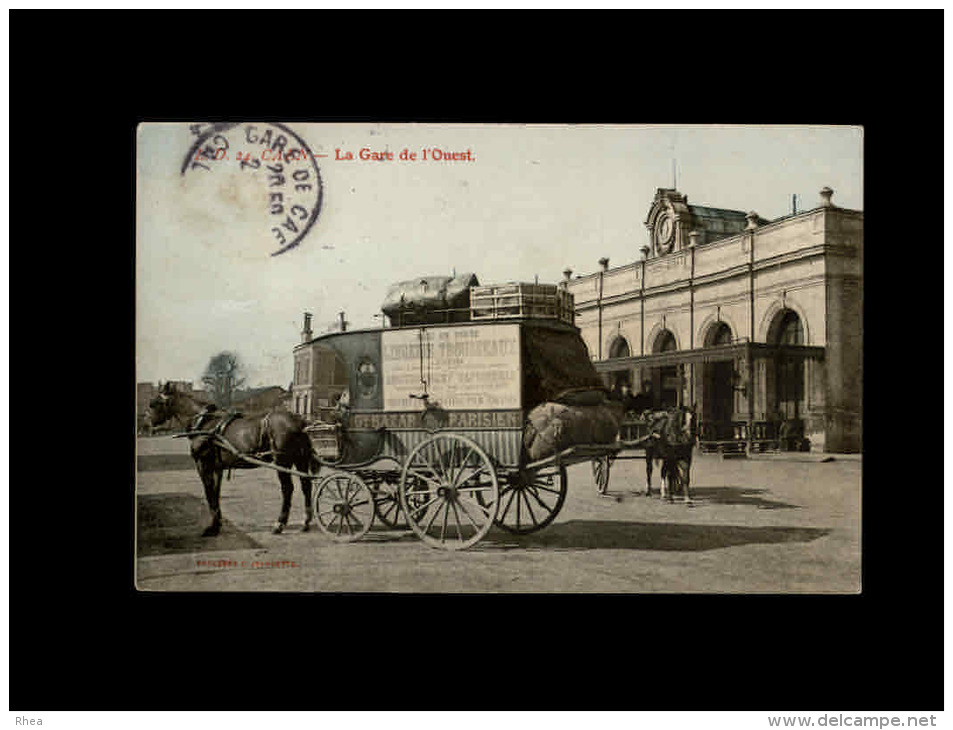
[592,342,825,372]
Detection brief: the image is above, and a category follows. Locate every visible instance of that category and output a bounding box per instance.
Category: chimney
[640,245,650,260]
[598,257,610,271]
[561,268,573,289]
[688,230,700,247]
[819,186,834,207]
[301,312,313,343]
[745,211,760,230]
[339,311,348,332]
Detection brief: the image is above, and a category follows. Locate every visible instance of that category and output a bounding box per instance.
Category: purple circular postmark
[181,122,323,257]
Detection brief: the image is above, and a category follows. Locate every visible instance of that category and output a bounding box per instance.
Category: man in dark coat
[629,380,654,415]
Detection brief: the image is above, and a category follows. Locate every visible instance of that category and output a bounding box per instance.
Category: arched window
[768,309,805,419]
[768,309,804,346]
[608,336,630,359]
[606,337,632,391]
[653,329,677,353]
[705,322,733,347]
[777,310,804,345]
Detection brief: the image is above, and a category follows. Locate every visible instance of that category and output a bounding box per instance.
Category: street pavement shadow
[680,486,799,510]
[137,493,262,557]
[362,527,421,542]
[487,520,828,552]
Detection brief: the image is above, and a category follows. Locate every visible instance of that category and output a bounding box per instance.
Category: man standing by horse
[629,379,654,416]
[624,380,662,496]
[645,406,696,503]
[621,378,696,502]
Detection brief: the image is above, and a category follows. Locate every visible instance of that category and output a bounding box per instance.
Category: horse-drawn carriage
[149,275,694,551]
[296,278,627,550]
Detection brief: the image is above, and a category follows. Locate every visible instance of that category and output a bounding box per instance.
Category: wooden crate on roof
[470,283,575,325]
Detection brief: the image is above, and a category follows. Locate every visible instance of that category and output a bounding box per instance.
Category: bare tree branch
[202,351,247,407]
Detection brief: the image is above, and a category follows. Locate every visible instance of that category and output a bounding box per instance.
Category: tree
[202,351,246,407]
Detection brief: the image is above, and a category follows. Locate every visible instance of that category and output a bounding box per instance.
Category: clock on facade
[656,214,674,253]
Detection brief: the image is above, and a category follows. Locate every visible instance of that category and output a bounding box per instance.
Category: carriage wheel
[399,434,499,551]
[493,466,567,535]
[372,478,411,530]
[313,472,375,542]
[592,455,611,495]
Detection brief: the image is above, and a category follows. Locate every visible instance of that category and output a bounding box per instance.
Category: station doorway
[770,309,806,419]
[703,322,735,426]
[652,330,679,408]
[607,336,632,391]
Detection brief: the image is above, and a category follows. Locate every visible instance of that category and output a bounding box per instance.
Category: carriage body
[298,283,608,472]
[305,320,603,466]
[296,280,632,549]
[302,320,524,468]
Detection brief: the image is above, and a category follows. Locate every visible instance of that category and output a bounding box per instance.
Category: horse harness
[190,406,277,477]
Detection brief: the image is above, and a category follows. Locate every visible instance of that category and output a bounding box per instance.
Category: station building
[565,186,862,453]
[292,312,350,423]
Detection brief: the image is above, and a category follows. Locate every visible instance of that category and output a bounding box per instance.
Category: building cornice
[567,203,862,291]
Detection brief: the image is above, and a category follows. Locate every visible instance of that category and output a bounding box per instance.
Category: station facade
[565,187,862,453]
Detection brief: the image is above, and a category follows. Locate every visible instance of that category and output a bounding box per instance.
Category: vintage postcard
[136,123,862,592]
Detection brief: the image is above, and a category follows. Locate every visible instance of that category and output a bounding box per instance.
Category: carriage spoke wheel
[494,466,567,535]
[399,434,499,551]
[592,455,611,495]
[314,472,375,542]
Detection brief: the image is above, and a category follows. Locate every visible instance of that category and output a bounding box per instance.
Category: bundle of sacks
[380,272,478,325]
[523,389,624,462]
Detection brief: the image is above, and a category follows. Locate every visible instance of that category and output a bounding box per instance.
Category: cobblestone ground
[135,436,861,593]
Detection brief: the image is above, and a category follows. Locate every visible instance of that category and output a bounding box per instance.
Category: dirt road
[135,436,861,593]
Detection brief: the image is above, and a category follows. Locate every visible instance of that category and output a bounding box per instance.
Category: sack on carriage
[523,400,624,462]
[381,272,479,324]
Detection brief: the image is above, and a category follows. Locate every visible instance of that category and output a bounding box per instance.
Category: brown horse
[148,383,318,536]
[645,407,696,503]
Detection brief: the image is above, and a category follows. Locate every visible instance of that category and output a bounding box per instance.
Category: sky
[136,123,863,390]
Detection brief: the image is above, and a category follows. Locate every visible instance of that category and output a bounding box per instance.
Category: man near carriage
[629,379,654,416]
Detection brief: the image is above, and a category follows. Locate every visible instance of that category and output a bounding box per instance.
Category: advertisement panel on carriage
[380,323,522,412]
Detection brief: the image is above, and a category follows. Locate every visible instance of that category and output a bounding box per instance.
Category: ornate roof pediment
[644,188,693,257]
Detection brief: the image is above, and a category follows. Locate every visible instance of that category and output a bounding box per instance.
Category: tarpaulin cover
[523,401,624,462]
[520,325,607,411]
[518,324,620,461]
[381,273,479,320]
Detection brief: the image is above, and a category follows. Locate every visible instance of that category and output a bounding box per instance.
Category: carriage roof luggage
[380,272,479,325]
